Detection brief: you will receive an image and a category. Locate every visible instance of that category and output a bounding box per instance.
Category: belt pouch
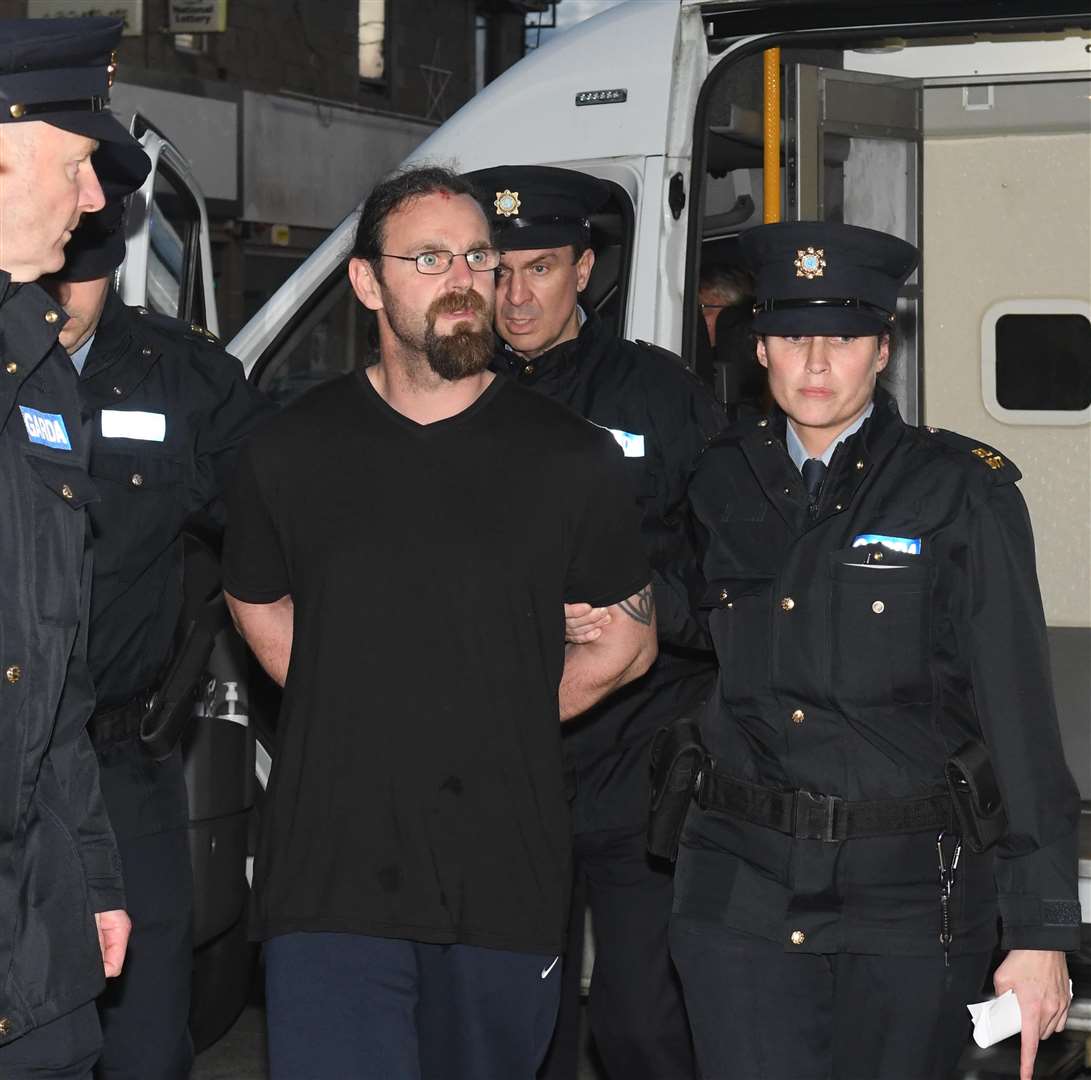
[647,718,707,862]
[944,740,1007,853]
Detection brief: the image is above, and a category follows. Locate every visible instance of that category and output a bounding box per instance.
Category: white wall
[922,130,1090,629]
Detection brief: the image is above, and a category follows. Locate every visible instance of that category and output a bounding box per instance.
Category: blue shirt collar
[70,332,95,375]
[786,401,874,473]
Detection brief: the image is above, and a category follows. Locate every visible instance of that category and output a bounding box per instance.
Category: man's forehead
[387,190,488,239]
[500,246,567,264]
[43,123,98,155]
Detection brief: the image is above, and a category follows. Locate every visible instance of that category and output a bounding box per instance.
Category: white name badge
[100,410,166,442]
[607,428,645,458]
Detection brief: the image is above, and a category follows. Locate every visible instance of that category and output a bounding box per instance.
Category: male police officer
[466,164,726,1080]
[0,17,150,1079]
[670,221,1078,1080]
[41,199,270,1080]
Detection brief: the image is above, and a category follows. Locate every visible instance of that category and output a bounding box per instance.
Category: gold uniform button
[5,362,16,375]
[5,665,21,684]
[872,600,885,614]
[44,310,60,324]
[791,708,805,725]
[0,1014,9,1035]
[141,346,152,357]
[130,473,144,487]
[781,596,795,612]
[790,930,806,946]
[524,364,535,376]
[61,484,74,500]
[112,386,123,396]
[9,102,25,118]
[719,587,729,602]
[872,550,884,561]
[757,418,769,428]
[834,503,843,511]
[855,460,865,470]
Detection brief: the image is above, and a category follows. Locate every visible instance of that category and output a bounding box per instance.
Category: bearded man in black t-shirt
[222,166,657,1080]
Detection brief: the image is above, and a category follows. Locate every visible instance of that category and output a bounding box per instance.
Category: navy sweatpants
[264,932,562,1080]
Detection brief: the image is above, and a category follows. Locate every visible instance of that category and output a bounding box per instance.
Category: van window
[996,314,1090,411]
[147,161,202,322]
[254,264,375,405]
[981,301,1091,424]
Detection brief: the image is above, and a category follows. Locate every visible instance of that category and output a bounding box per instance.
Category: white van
[124,0,1091,1054]
[228,0,1090,807]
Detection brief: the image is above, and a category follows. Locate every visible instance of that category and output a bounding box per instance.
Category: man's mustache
[429,289,488,319]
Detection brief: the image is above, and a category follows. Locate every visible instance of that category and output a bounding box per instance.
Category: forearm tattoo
[619,585,655,626]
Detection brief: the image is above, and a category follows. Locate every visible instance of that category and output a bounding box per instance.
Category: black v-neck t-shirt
[224,370,649,953]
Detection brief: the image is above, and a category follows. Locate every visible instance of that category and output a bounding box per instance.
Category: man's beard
[386,287,494,383]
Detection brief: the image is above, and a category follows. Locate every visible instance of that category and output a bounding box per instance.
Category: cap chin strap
[501,214,590,232]
[6,96,107,120]
[753,297,895,324]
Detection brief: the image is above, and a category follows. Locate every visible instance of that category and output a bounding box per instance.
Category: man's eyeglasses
[379,248,501,275]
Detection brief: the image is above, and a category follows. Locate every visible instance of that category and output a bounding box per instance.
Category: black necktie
[801,457,827,505]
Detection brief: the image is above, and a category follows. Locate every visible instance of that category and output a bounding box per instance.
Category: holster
[647,718,709,862]
[139,593,229,761]
[944,740,1007,854]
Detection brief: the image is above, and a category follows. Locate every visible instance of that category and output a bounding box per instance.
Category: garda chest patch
[852,533,922,555]
[19,406,72,451]
[607,428,645,458]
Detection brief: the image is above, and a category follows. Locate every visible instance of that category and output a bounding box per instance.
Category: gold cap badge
[794,247,826,279]
[494,190,520,217]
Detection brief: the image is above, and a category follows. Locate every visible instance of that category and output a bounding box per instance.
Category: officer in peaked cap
[471,163,608,251]
[0,18,150,1079]
[40,192,270,1079]
[467,163,728,1080]
[0,17,145,171]
[669,220,1078,1080]
[743,219,917,336]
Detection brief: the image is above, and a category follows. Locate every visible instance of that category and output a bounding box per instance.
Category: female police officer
[667,222,1079,1080]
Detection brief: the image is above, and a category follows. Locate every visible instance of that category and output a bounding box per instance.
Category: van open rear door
[117,115,220,337]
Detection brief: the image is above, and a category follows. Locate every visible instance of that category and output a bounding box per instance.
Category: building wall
[6,1,484,123]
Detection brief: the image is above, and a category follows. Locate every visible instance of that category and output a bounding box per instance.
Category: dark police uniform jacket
[0,274,123,1044]
[674,388,1081,956]
[80,291,271,724]
[493,311,728,832]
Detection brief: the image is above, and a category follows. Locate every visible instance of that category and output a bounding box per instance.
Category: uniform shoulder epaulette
[133,306,222,347]
[707,410,764,449]
[633,338,715,391]
[634,338,680,364]
[918,424,1021,483]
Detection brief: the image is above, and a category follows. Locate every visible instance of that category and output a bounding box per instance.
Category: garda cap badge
[971,446,1005,470]
[494,189,521,217]
[794,246,826,280]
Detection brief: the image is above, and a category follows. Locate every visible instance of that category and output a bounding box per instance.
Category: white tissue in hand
[967,989,1021,1048]
[967,981,1072,1049]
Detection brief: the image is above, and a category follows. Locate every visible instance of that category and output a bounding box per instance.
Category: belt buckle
[794,790,841,842]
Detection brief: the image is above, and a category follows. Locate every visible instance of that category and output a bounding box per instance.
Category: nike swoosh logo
[541,956,559,979]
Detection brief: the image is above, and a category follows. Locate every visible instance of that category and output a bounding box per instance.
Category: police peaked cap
[0,18,149,196]
[463,164,609,251]
[48,199,126,283]
[740,221,919,336]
